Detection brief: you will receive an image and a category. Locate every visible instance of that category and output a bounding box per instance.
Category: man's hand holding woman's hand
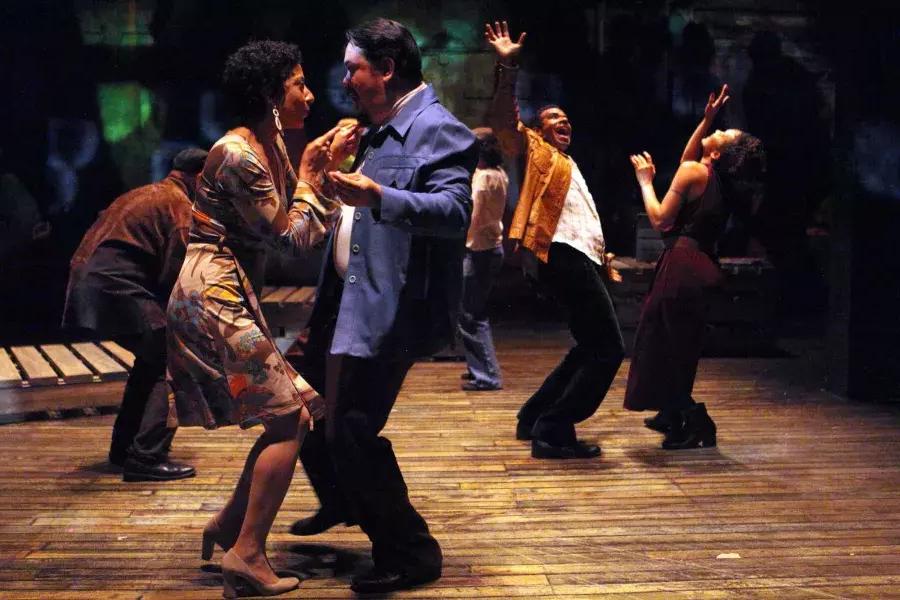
[326,171,381,208]
[299,124,343,184]
[327,123,362,172]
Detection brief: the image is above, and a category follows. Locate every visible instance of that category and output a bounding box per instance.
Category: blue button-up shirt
[311,84,477,359]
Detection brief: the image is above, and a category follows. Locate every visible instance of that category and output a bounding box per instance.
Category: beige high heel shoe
[201,515,236,561]
[221,550,300,598]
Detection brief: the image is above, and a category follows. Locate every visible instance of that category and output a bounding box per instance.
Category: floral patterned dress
[167,133,334,429]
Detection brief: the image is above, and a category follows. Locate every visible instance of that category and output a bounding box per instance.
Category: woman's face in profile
[702,128,742,156]
[279,64,315,129]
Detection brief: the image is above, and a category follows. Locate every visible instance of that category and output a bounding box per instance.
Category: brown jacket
[62,170,195,334]
[489,63,572,263]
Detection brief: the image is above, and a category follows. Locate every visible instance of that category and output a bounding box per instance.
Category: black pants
[517,243,625,445]
[297,304,442,575]
[110,328,175,463]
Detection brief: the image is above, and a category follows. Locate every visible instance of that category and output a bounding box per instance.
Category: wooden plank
[99,341,135,368]
[70,343,128,380]
[9,346,58,387]
[283,286,316,304]
[259,286,297,304]
[0,328,898,597]
[260,285,278,300]
[0,348,22,389]
[0,381,125,417]
[39,345,95,384]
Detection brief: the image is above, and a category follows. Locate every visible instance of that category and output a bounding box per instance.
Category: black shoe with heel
[643,410,674,433]
[662,403,716,450]
[531,439,601,459]
[515,420,533,441]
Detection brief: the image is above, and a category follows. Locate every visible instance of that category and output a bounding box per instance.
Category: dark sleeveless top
[662,163,725,255]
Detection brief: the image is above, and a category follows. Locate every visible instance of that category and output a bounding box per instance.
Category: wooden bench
[259,285,317,337]
[0,341,134,419]
[0,287,315,421]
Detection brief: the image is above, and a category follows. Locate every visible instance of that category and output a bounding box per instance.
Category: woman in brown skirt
[624,84,765,450]
[166,40,357,597]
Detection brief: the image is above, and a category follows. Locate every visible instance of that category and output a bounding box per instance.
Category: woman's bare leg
[224,409,308,583]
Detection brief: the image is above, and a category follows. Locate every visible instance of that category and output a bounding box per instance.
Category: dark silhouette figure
[743,31,831,318]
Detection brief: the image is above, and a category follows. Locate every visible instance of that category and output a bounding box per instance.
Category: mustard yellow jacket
[490,63,572,263]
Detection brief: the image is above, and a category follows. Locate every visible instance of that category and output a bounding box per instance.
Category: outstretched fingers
[715,84,730,107]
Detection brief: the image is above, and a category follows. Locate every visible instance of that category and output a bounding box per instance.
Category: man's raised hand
[484,21,526,65]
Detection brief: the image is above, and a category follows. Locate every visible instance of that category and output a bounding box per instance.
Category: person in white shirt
[459,128,508,391]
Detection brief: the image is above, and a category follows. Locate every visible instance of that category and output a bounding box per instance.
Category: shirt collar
[374,83,435,141]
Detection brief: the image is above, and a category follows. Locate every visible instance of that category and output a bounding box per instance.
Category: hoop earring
[272,106,283,134]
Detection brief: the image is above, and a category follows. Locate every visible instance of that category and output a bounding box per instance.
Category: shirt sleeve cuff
[373,185,404,223]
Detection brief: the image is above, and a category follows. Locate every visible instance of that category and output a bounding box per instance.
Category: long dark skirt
[624,245,723,412]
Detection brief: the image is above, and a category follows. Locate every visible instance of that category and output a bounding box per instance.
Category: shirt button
[351,244,360,254]
[354,211,362,221]
[348,275,357,283]
[366,150,375,160]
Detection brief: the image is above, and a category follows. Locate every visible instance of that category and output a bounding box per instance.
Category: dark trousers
[518,243,625,445]
[110,328,175,463]
[298,306,442,574]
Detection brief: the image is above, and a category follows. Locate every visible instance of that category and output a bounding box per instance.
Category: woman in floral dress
[166,40,358,597]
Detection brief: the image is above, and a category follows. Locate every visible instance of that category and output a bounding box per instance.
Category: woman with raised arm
[166,40,357,597]
[624,85,765,449]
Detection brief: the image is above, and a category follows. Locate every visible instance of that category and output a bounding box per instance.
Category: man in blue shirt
[291,18,477,594]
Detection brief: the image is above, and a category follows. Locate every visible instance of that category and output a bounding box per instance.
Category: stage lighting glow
[97,83,153,143]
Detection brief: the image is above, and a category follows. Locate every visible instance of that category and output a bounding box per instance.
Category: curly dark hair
[474,128,503,168]
[716,132,767,218]
[346,18,422,85]
[222,40,303,123]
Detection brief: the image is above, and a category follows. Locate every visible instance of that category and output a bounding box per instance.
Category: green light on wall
[441,19,478,51]
[97,83,153,143]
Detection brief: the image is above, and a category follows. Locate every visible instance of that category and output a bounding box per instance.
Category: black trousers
[297,303,442,575]
[517,243,625,445]
[110,328,175,463]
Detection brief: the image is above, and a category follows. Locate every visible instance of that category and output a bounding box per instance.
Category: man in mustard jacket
[486,21,624,459]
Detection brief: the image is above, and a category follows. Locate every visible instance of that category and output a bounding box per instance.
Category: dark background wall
[1,0,897,400]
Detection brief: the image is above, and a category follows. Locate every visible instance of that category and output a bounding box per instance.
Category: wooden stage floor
[0,327,898,599]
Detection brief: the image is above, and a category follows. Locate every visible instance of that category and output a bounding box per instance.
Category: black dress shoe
[662,403,716,450]
[643,410,673,434]
[461,381,502,391]
[515,420,534,441]
[350,567,440,594]
[108,452,127,468]
[122,458,196,482]
[289,508,355,536]
[531,439,601,459]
